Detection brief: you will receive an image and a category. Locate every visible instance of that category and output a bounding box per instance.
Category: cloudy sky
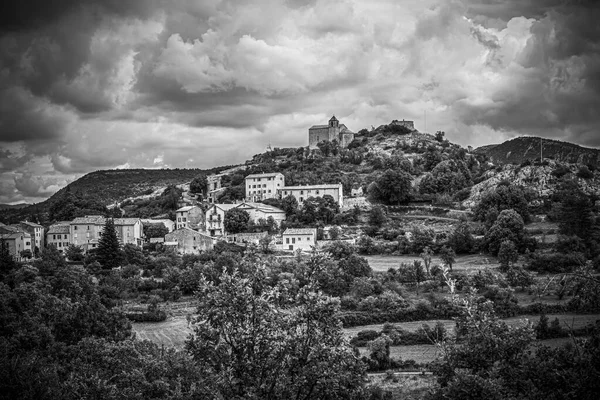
[0,0,598,204]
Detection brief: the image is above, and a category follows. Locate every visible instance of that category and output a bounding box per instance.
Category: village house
[113,218,144,246]
[245,172,285,202]
[235,202,286,227]
[280,183,344,207]
[16,221,44,252]
[175,205,205,231]
[206,174,227,203]
[205,204,239,236]
[70,216,105,252]
[282,228,317,252]
[70,216,143,252]
[308,115,355,149]
[0,227,32,261]
[164,227,214,254]
[46,224,71,253]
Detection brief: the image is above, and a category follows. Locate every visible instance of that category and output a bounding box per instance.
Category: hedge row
[125,309,167,322]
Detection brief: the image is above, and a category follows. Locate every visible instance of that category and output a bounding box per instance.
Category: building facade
[70,216,143,251]
[164,228,214,254]
[308,115,355,149]
[0,226,32,261]
[280,183,343,207]
[206,174,226,203]
[205,204,239,236]
[113,218,143,246]
[17,221,44,251]
[46,224,71,253]
[235,202,286,227]
[175,206,205,231]
[245,172,285,202]
[282,228,317,252]
[390,119,415,130]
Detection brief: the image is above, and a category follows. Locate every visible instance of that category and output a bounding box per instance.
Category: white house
[235,202,286,227]
[205,204,239,237]
[280,183,343,207]
[282,228,317,252]
[245,172,285,202]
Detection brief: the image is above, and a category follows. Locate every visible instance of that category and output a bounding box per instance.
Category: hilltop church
[308,115,355,149]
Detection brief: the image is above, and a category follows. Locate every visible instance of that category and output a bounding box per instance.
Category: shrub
[527,251,586,273]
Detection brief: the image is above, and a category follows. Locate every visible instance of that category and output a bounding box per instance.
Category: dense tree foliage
[189,174,208,194]
[224,208,250,234]
[186,260,366,399]
[369,169,412,205]
[474,183,531,224]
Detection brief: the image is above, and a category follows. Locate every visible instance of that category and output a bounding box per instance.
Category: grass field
[132,316,191,349]
[365,254,499,273]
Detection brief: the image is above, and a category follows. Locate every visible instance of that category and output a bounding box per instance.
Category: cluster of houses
[0,171,343,260]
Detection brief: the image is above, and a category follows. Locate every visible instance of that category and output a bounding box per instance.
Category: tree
[223,208,250,234]
[143,222,169,239]
[96,218,123,270]
[281,195,299,217]
[473,183,531,223]
[259,234,274,254]
[439,246,456,271]
[409,260,426,294]
[421,246,433,275]
[329,226,341,240]
[484,209,527,255]
[0,238,17,276]
[448,221,474,254]
[368,334,392,370]
[189,174,208,194]
[369,206,387,227]
[497,240,518,271]
[66,244,85,262]
[185,262,366,399]
[369,169,412,205]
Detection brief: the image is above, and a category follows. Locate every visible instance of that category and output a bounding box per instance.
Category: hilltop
[475,136,600,166]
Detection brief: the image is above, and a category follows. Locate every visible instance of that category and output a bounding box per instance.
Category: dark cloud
[455,2,600,144]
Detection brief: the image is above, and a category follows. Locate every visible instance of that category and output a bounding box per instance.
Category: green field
[365,254,499,273]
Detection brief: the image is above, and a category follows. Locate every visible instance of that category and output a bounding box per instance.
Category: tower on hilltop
[308,115,354,149]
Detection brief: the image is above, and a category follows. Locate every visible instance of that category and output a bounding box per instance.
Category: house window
[263,184,266,188]
[53,235,56,240]
[26,242,30,246]
[300,197,303,202]
[286,238,289,244]
[58,243,61,247]
[292,238,296,244]
[298,237,301,241]
[87,226,90,230]
[284,191,287,195]
[74,226,77,230]
[300,190,304,195]
[316,190,320,194]
[268,190,271,193]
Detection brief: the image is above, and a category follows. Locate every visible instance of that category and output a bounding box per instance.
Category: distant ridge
[474,136,600,166]
[0,203,31,210]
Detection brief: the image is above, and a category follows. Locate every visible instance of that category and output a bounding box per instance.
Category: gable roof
[166,227,215,240]
[20,221,43,228]
[210,203,240,212]
[283,228,317,235]
[71,216,105,225]
[282,183,342,190]
[176,206,197,212]
[245,172,284,179]
[238,202,285,214]
[48,225,70,234]
[113,218,141,226]
[309,124,329,130]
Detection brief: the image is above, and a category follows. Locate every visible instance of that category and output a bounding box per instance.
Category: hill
[0,203,31,210]
[474,136,600,166]
[0,167,231,224]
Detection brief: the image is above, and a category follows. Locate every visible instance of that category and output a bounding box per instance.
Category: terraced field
[365,254,499,273]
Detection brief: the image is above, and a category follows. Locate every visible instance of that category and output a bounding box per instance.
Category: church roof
[329,115,338,122]
[309,124,328,130]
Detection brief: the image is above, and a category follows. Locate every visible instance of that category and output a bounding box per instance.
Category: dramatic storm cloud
[0,0,599,203]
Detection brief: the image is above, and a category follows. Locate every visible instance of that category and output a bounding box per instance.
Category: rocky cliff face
[462,160,600,209]
[475,136,600,166]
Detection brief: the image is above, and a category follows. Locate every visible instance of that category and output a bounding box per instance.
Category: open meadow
[365,254,499,273]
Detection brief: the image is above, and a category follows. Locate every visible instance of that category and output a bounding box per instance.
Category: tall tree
[96,219,123,270]
[190,174,208,195]
[369,169,412,205]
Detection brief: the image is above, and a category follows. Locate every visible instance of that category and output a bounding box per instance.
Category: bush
[527,251,586,273]
[125,309,167,322]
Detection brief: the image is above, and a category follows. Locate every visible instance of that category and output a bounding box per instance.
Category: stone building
[70,216,143,251]
[47,224,70,253]
[175,206,205,231]
[164,227,214,254]
[308,115,355,149]
[245,172,285,202]
[235,202,286,227]
[390,119,415,130]
[0,224,32,261]
[17,221,44,251]
[206,174,226,203]
[280,183,343,207]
